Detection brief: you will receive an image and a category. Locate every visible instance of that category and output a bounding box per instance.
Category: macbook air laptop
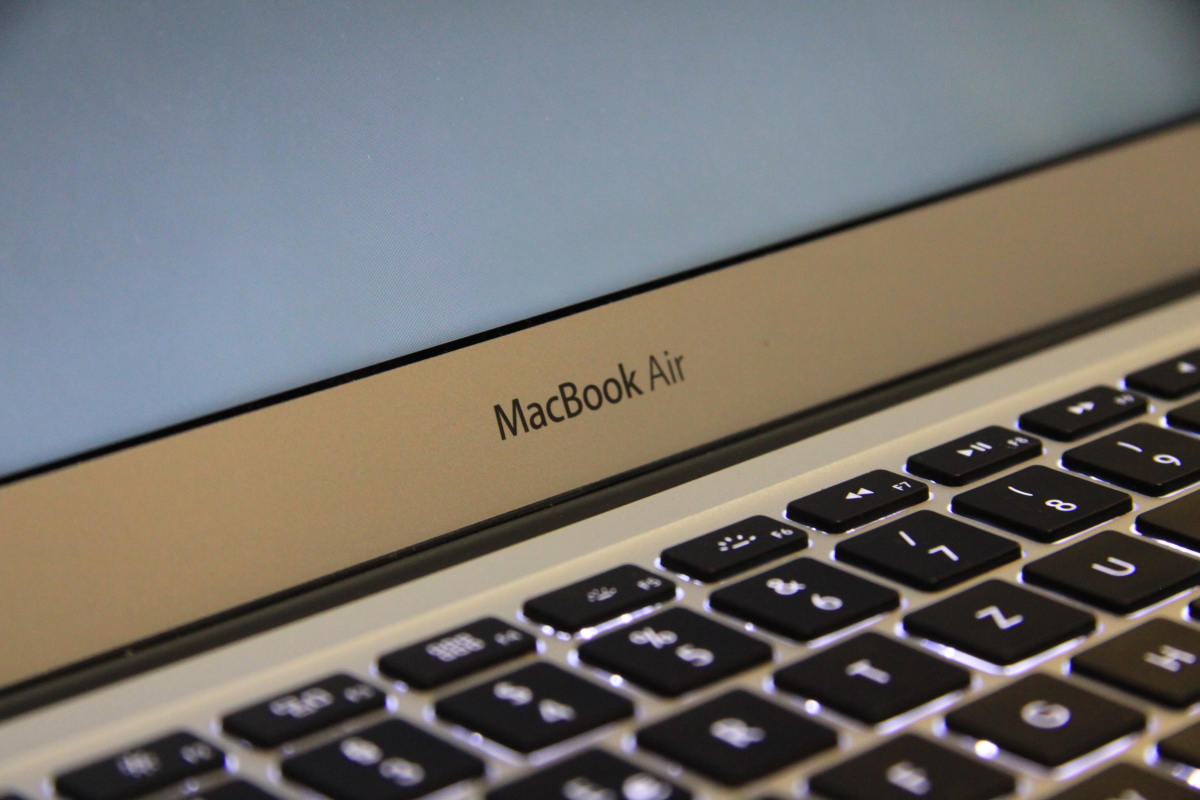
[3,3,1200,799]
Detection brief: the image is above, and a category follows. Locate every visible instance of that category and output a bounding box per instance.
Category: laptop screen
[2,3,1200,691]
[4,2,1200,480]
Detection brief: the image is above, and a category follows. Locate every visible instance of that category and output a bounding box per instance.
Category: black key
[835,510,1020,592]
[1022,530,1200,614]
[281,719,483,800]
[906,426,1040,486]
[1063,423,1200,496]
[659,516,807,582]
[1072,619,1200,707]
[577,607,772,697]
[487,750,689,800]
[903,579,1094,666]
[773,632,969,724]
[56,732,225,800]
[952,465,1132,543]
[1160,720,1200,769]
[523,565,675,633]
[636,689,836,786]
[434,662,633,753]
[1138,488,1200,551]
[710,558,899,642]
[808,733,1015,800]
[1168,398,1200,434]
[1019,386,1147,441]
[1126,349,1200,399]
[196,782,282,800]
[222,674,385,748]
[946,673,1144,767]
[1045,763,1196,800]
[378,618,535,689]
[786,470,928,533]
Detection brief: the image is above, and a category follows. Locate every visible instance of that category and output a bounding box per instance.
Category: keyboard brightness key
[659,516,807,582]
[808,734,1015,800]
[951,465,1131,543]
[945,673,1143,767]
[522,565,675,634]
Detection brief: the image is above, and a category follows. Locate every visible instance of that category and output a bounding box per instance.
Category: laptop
[3,4,1200,799]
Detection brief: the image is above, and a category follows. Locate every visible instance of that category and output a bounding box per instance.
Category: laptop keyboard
[16,346,1200,800]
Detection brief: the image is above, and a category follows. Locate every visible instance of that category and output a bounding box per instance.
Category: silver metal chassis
[5,293,1200,800]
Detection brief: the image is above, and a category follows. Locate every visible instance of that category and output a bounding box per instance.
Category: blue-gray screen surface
[3,1,1200,478]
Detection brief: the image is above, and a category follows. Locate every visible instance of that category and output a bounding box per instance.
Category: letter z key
[903,580,1094,666]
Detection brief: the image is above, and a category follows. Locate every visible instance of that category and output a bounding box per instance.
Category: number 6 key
[951,465,1131,543]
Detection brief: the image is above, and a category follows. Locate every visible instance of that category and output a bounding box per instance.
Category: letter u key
[1091,557,1136,577]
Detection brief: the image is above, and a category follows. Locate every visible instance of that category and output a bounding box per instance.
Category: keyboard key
[903,579,1094,666]
[56,732,225,800]
[1022,530,1200,614]
[1126,349,1200,399]
[710,558,899,642]
[808,733,1015,800]
[435,662,633,753]
[834,510,1020,592]
[1045,763,1196,800]
[196,782,282,800]
[906,426,1040,486]
[659,516,807,582]
[951,465,1132,543]
[945,673,1144,767]
[523,565,675,633]
[487,750,689,800]
[1019,386,1147,442]
[281,719,483,800]
[1168,398,1200,434]
[1137,488,1200,551]
[773,632,969,724]
[636,689,836,786]
[1062,423,1200,496]
[1159,720,1200,769]
[222,674,386,748]
[378,618,535,689]
[786,470,928,533]
[1071,619,1200,707]
[577,607,772,697]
